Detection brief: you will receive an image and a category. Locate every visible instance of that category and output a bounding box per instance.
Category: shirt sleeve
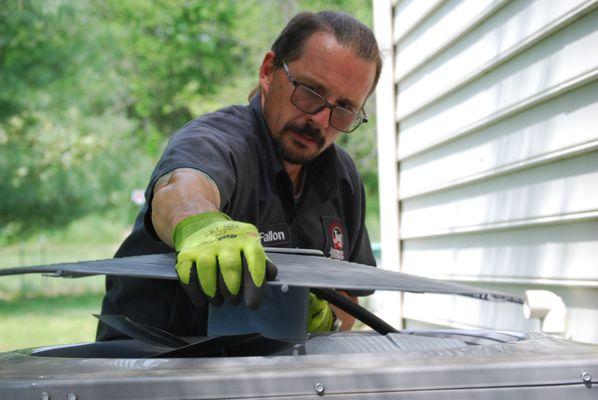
[142,117,241,240]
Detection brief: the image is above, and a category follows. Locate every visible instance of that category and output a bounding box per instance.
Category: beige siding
[374,0,598,342]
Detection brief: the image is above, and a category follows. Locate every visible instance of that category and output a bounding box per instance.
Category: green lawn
[0,292,104,352]
[0,242,116,300]
[0,213,124,299]
[0,214,126,351]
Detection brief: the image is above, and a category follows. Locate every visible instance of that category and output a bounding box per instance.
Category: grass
[0,242,118,300]
[0,292,104,352]
[0,213,124,350]
[0,242,120,269]
[0,212,128,298]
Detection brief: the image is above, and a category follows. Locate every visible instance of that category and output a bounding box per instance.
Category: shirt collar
[310,144,356,195]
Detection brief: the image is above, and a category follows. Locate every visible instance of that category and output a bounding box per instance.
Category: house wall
[373,0,598,343]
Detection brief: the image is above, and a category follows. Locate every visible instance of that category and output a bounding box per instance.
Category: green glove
[173,211,277,308]
[307,292,334,333]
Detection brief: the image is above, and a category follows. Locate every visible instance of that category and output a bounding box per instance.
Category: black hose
[311,288,399,335]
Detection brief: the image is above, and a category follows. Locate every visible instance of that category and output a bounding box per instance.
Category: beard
[272,122,326,165]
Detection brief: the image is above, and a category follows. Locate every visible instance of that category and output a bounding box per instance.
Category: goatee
[272,123,325,165]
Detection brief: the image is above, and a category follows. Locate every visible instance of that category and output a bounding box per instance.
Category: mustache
[283,123,325,146]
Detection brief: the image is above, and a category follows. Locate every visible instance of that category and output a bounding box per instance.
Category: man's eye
[306,86,322,96]
[338,103,355,113]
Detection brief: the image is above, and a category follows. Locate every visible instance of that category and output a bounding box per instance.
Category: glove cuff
[173,211,231,250]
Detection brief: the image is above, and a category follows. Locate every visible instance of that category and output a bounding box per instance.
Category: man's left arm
[332,291,357,330]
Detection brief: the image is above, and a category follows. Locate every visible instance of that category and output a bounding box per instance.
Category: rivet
[280,284,289,293]
[581,371,592,382]
[66,393,78,400]
[314,382,325,394]
[40,392,50,400]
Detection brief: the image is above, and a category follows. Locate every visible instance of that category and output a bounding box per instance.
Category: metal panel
[0,252,524,303]
[397,8,598,159]
[2,335,598,400]
[396,0,597,120]
[400,81,598,198]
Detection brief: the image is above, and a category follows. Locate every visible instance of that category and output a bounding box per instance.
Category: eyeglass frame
[281,62,368,133]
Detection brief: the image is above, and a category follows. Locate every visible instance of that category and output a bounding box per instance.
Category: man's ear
[259,51,277,94]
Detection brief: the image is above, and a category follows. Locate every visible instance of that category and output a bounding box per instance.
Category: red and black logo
[321,216,347,260]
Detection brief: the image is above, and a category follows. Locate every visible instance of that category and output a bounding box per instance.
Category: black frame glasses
[282,62,368,133]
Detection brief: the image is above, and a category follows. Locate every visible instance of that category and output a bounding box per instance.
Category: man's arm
[333,291,357,331]
[150,167,273,308]
[151,168,221,247]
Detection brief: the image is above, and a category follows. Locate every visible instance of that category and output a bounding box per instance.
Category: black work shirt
[97,95,375,341]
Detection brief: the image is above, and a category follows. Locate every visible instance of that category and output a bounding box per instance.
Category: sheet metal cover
[0,252,522,303]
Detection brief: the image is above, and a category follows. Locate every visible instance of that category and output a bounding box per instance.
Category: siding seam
[400,139,598,200]
[400,209,598,240]
[396,0,598,120]
[395,0,510,82]
[399,67,598,160]
[393,0,445,45]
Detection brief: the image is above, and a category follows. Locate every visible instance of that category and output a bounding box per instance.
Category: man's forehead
[289,32,376,107]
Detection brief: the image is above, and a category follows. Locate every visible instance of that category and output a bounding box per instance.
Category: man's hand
[307,292,335,333]
[173,211,277,308]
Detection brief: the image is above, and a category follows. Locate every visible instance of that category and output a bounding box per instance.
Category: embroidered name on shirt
[259,223,292,246]
[261,230,286,243]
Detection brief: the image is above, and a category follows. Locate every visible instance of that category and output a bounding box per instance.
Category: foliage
[97,0,246,146]
[0,0,244,240]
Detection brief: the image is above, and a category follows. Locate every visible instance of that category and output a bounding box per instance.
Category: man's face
[260,32,377,165]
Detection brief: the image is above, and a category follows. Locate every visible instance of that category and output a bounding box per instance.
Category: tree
[0,0,244,240]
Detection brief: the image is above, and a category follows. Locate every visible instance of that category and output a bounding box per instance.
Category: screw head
[581,372,592,382]
[40,392,50,400]
[314,382,325,394]
[66,393,78,400]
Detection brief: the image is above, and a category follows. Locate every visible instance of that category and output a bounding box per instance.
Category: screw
[66,393,78,400]
[280,284,289,293]
[581,372,592,383]
[314,382,325,395]
[40,393,50,400]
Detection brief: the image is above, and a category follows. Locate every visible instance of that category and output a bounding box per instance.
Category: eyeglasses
[282,62,367,133]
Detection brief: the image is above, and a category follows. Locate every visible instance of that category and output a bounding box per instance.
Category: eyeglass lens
[291,85,361,132]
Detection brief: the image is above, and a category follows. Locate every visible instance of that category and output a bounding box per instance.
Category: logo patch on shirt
[259,223,291,247]
[321,216,348,260]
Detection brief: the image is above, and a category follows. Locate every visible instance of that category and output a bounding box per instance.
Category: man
[97,10,382,341]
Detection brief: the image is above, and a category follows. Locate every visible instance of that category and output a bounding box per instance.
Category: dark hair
[250,11,382,100]
[271,11,382,90]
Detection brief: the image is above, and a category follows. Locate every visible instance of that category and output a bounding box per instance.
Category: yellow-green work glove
[307,292,334,333]
[173,211,277,308]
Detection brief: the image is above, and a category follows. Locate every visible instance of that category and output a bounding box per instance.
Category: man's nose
[308,106,331,129]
